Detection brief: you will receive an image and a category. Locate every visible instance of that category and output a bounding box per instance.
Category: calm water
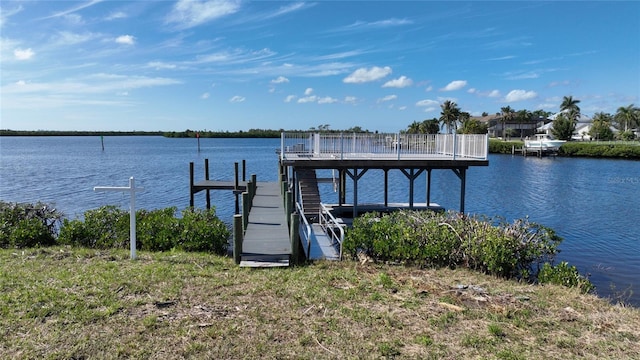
[1,136,639,305]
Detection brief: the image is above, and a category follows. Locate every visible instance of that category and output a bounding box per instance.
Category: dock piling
[233,214,242,265]
[290,212,300,266]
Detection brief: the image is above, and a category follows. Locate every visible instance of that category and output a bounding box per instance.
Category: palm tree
[500,106,515,140]
[590,112,614,141]
[614,104,640,132]
[439,100,460,134]
[516,109,531,139]
[560,96,581,122]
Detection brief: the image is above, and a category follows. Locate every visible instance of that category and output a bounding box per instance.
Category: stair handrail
[319,203,346,260]
[295,202,313,257]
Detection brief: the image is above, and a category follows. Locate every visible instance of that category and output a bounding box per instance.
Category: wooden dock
[239,182,292,267]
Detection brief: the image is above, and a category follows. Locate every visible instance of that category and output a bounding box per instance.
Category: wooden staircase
[296,169,321,222]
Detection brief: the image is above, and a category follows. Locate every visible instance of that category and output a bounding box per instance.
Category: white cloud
[468,88,477,94]
[343,66,392,83]
[304,88,313,95]
[344,96,357,104]
[425,85,433,92]
[271,76,289,84]
[147,61,177,70]
[14,48,34,60]
[382,76,413,88]
[106,11,127,21]
[298,95,317,103]
[284,95,296,103]
[115,35,135,45]
[16,80,27,86]
[378,95,397,103]
[201,92,210,99]
[318,96,338,104]
[441,80,467,91]
[53,31,96,46]
[505,89,537,102]
[488,90,501,98]
[416,99,439,107]
[229,95,245,103]
[398,106,407,110]
[0,5,23,28]
[166,0,240,29]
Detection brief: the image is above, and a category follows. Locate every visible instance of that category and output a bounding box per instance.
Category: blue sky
[1,1,639,132]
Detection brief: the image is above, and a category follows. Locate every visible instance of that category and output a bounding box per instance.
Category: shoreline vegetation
[1,199,638,357]
[2,129,639,159]
[1,247,639,359]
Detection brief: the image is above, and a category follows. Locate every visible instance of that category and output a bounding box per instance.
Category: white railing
[280,132,488,160]
[295,202,314,257]
[319,203,346,260]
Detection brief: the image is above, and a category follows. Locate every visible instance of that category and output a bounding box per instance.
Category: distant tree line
[164,126,374,138]
[0,130,163,136]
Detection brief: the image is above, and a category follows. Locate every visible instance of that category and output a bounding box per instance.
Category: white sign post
[94,177,144,260]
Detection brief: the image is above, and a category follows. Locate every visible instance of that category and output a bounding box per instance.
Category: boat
[524,134,566,150]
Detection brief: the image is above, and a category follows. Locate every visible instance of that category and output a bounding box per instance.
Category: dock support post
[234,162,240,214]
[290,212,300,266]
[189,162,195,207]
[242,160,246,182]
[384,169,389,207]
[251,174,257,203]
[426,169,432,206]
[233,214,242,265]
[242,192,249,231]
[285,190,292,226]
[205,158,211,210]
[459,168,466,213]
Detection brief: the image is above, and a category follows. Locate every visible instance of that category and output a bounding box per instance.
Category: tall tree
[500,106,515,140]
[439,100,460,134]
[551,113,575,140]
[614,104,640,132]
[516,109,531,139]
[589,112,615,141]
[560,96,581,122]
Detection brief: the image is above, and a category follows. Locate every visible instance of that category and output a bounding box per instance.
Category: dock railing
[295,202,314,257]
[319,203,345,260]
[280,132,488,160]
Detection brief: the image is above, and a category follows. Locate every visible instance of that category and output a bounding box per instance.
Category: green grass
[1,247,639,359]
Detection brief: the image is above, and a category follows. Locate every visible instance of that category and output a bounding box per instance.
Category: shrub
[0,201,62,248]
[136,207,181,251]
[59,206,130,249]
[559,142,640,159]
[59,206,229,254]
[489,139,523,154]
[179,207,229,254]
[538,261,594,293]
[344,210,563,280]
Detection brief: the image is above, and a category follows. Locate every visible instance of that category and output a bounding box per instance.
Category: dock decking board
[240,182,291,267]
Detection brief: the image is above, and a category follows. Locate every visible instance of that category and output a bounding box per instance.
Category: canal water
[1,136,638,305]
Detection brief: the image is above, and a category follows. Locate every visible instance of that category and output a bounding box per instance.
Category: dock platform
[240,182,292,267]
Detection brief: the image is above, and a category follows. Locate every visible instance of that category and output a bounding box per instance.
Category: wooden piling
[233,214,242,265]
[189,162,195,207]
[289,212,300,266]
[242,191,249,232]
[205,158,211,209]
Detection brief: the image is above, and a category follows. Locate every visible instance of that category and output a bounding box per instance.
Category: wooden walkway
[240,182,292,267]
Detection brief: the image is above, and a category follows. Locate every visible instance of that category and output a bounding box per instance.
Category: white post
[94,177,144,260]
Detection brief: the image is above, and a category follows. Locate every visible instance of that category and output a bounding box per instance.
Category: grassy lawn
[1,247,639,359]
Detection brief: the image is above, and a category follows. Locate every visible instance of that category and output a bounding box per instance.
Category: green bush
[179,207,230,254]
[136,207,181,251]
[488,139,523,154]
[59,206,230,254]
[0,201,62,248]
[538,261,594,293]
[59,206,130,249]
[559,142,640,159]
[344,210,563,280]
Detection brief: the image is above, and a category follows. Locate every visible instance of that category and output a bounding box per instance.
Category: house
[475,114,550,139]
